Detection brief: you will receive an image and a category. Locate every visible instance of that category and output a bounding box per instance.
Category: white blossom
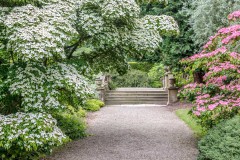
[3,2,77,61]
[0,112,68,153]
[5,63,93,112]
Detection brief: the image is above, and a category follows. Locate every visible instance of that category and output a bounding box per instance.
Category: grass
[175,109,206,138]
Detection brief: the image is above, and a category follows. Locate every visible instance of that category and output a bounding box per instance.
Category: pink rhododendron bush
[179,11,240,129]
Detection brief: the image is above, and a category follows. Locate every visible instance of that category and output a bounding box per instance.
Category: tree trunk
[193,71,204,84]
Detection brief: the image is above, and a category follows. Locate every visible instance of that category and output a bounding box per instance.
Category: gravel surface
[49,105,198,160]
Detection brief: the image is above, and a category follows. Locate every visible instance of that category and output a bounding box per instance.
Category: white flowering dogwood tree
[0,0,179,158]
[74,0,179,72]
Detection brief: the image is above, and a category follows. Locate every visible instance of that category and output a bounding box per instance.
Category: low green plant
[92,99,104,107]
[83,99,105,112]
[198,115,240,160]
[76,107,87,117]
[53,112,87,140]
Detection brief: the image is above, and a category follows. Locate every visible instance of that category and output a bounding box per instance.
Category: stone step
[115,87,164,91]
[108,90,167,93]
[105,100,168,105]
[106,93,168,96]
[106,96,168,100]
[105,88,168,105]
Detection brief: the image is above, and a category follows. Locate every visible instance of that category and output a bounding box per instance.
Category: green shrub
[83,99,104,111]
[128,62,154,72]
[92,99,104,107]
[110,63,164,88]
[0,113,69,160]
[148,63,164,88]
[111,69,150,87]
[76,107,87,117]
[198,115,240,160]
[108,80,117,90]
[53,112,87,140]
[65,105,76,115]
[65,105,87,117]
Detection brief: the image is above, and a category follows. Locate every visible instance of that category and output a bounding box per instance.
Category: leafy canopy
[186,0,240,47]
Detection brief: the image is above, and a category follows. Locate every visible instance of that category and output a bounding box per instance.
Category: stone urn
[169,77,176,88]
[95,78,103,87]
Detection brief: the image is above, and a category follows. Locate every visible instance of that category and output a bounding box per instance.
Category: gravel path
[50,105,198,160]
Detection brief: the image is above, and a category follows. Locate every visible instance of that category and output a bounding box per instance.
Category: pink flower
[230,52,240,59]
[205,76,227,86]
[219,101,229,106]
[228,10,240,21]
[222,31,240,44]
[209,62,237,72]
[193,111,201,116]
[186,46,227,62]
[210,95,223,102]
[208,103,218,110]
[197,106,206,112]
[218,25,240,34]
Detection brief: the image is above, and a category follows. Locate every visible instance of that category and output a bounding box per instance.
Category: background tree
[137,0,197,70]
[187,0,240,48]
[74,0,179,74]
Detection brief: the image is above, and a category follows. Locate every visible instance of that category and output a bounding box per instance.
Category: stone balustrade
[95,75,111,102]
[163,67,179,105]
[95,68,179,105]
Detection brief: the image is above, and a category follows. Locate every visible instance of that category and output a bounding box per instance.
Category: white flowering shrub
[76,0,179,72]
[126,15,179,53]
[101,0,140,22]
[126,21,163,53]
[142,15,179,36]
[0,112,69,159]
[1,62,93,112]
[135,0,168,5]
[4,3,77,61]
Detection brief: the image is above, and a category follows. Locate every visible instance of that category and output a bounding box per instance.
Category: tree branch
[65,35,92,59]
[10,51,15,63]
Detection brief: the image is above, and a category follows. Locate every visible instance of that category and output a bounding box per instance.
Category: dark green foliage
[83,99,104,112]
[0,63,22,115]
[109,62,164,90]
[53,112,87,140]
[111,69,151,88]
[147,63,164,87]
[187,0,240,47]
[128,62,154,72]
[110,62,164,88]
[198,115,240,160]
[139,0,197,69]
[108,81,118,90]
